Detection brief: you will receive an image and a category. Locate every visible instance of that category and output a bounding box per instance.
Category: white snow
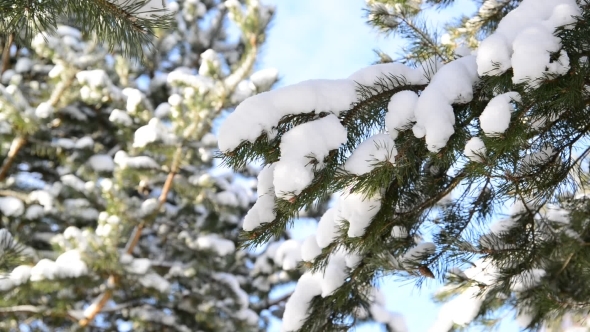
[55,250,88,278]
[250,68,279,91]
[10,265,32,285]
[35,102,54,119]
[30,259,59,281]
[25,205,44,219]
[109,109,133,126]
[75,136,94,149]
[273,115,347,199]
[125,258,152,275]
[61,174,87,192]
[476,0,580,86]
[316,208,340,248]
[412,56,479,152]
[390,226,408,239]
[0,197,25,216]
[214,272,249,308]
[281,272,323,332]
[218,79,357,151]
[510,269,546,292]
[345,133,397,175]
[274,240,302,270]
[138,272,170,293]
[114,151,160,169]
[199,49,221,77]
[337,191,381,238]
[301,235,322,262]
[242,164,277,231]
[321,250,347,297]
[402,242,436,263]
[195,234,235,256]
[464,137,486,162]
[133,118,177,148]
[88,154,115,172]
[385,90,419,139]
[479,92,520,135]
[14,58,33,73]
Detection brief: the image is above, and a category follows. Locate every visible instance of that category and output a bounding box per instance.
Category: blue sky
[256,1,520,331]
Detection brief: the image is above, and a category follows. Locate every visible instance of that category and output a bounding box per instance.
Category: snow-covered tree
[0,0,314,330]
[219,0,590,331]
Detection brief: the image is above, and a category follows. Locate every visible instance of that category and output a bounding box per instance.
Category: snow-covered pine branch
[220,0,590,330]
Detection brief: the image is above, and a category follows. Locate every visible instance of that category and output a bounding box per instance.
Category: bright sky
[256,1,519,331]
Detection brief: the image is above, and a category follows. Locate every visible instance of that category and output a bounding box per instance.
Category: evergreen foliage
[219,0,590,331]
[0,0,174,60]
[0,0,320,331]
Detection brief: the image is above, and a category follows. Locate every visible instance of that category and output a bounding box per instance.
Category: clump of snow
[510,269,546,292]
[464,137,486,162]
[242,164,277,231]
[109,109,133,126]
[0,197,25,216]
[133,118,177,148]
[125,258,152,275]
[138,272,170,293]
[75,136,94,149]
[476,0,580,86]
[281,272,323,332]
[61,174,87,192]
[250,68,279,91]
[199,49,222,77]
[273,115,347,199]
[429,286,484,330]
[316,208,340,248]
[10,265,32,285]
[35,102,53,118]
[402,242,436,264]
[25,205,44,219]
[88,154,115,172]
[274,240,302,270]
[391,226,408,239]
[220,61,432,152]
[114,151,159,169]
[301,235,322,262]
[479,92,521,135]
[214,272,249,308]
[345,133,397,175]
[195,234,235,256]
[30,259,59,281]
[55,250,88,278]
[412,56,479,152]
[385,90,419,139]
[218,80,357,151]
[321,250,347,297]
[337,191,381,238]
[14,58,33,73]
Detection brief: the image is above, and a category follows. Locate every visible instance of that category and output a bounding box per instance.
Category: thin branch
[1,33,14,74]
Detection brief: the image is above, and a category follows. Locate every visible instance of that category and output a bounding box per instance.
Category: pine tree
[0,0,311,331]
[219,0,590,331]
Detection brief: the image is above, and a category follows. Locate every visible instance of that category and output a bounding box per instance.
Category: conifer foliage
[220,0,590,331]
[0,0,313,331]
